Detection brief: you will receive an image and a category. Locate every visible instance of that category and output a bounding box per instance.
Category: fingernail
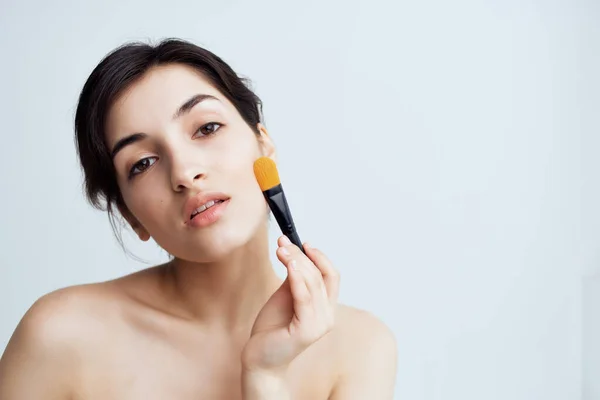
[289,260,298,270]
[282,235,292,245]
[280,246,290,256]
[304,242,311,249]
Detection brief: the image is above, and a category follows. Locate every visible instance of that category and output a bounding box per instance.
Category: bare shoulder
[1,265,163,356]
[328,304,398,399]
[1,281,126,358]
[335,304,397,346]
[0,282,123,398]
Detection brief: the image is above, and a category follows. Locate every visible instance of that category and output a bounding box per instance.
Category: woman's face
[105,63,274,262]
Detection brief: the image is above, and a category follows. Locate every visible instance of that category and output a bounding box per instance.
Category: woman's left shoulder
[336,304,395,341]
[325,305,398,397]
[331,304,397,367]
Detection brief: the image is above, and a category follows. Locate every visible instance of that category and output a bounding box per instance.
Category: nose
[169,153,206,192]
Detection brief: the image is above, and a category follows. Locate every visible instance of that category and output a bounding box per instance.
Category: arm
[240,237,341,399]
[329,311,398,400]
[241,368,291,400]
[0,294,76,400]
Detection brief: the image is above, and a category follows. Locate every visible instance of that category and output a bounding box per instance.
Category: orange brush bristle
[253,157,281,191]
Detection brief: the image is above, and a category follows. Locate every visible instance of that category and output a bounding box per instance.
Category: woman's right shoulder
[8,282,124,349]
[8,266,164,347]
[0,282,128,398]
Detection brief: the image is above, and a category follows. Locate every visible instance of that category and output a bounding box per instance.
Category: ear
[132,224,151,242]
[117,203,151,242]
[256,123,277,163]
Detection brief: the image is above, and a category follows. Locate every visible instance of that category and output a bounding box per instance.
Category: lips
[183,192,230,222]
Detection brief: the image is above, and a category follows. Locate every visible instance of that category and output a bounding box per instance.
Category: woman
[0,38,397,399]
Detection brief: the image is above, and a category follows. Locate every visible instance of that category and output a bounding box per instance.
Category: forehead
[106,64,228,143]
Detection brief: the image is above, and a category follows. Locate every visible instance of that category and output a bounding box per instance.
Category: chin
[163,209,268,263]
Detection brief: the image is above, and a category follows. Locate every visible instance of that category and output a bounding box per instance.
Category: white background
[0,1,597,399]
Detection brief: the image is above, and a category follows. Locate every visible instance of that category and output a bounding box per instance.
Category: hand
[241,236,340,374]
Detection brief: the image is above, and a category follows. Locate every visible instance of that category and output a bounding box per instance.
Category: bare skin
[0,63,397,399]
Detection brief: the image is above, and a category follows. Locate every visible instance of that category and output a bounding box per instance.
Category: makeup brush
[253,157,305,254]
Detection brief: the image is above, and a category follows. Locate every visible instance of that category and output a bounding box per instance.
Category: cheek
[220,132,262,184]
[120,181,169,227]
[221,134,266,209]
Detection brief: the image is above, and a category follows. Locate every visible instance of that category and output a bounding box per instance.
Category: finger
[276,238,313,322]
[303,244,340,305]
[277,235,291,248]
[278,237,326,303]
[277,252,331,343]
[277,237,335,342]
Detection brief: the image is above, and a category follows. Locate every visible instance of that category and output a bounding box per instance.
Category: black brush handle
[263,184,305,254]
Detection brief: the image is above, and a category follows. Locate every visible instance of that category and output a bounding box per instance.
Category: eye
[194,122,223,138]
[128,157,157,179]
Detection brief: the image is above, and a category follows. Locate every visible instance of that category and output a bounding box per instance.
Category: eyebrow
[110,93,221,160]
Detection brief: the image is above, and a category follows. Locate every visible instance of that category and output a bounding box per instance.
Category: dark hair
[74,38,264,249]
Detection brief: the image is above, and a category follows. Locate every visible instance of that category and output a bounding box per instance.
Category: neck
[161,226,282,332]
